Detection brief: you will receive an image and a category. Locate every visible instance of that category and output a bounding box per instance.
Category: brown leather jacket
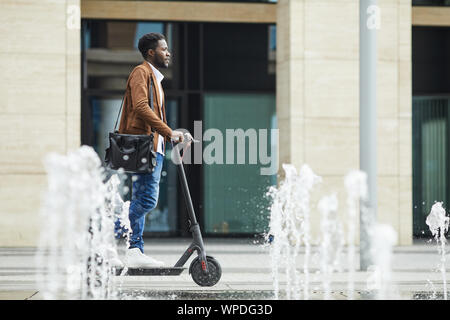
[118,61,173,153]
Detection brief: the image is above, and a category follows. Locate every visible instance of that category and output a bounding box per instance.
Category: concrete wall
[0,0,81,246]
[276,0,412,245]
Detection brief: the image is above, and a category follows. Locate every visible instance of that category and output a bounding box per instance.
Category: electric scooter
[115,134,222,287]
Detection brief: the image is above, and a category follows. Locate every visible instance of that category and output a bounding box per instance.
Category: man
[117,32,184,268]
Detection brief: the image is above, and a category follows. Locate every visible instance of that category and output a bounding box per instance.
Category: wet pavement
[0,238,449,300]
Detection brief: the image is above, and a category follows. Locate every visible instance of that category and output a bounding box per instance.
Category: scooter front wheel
[189,256,222,287]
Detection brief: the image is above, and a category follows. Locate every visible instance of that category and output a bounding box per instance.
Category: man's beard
[154,55,168,69]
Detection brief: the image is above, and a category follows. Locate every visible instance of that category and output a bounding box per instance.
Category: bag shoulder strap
[113,75,155,131]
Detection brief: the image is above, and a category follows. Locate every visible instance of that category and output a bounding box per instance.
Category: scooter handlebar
[171,133,199,146]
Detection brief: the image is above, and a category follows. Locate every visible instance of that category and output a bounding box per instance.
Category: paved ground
[0,238,448,300]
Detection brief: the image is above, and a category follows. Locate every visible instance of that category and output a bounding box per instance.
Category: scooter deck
[115,267,186,276]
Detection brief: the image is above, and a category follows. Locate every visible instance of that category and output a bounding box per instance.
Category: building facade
[1,0,449,246]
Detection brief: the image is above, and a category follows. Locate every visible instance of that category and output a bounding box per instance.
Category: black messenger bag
[104,77,158,173]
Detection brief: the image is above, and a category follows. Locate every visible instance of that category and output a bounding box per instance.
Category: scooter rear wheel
[189,256,222,287]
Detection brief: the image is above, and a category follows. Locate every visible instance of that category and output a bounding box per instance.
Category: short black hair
[138,33,166,59]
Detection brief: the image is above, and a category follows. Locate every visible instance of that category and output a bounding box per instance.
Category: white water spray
[344,170,368,300]
[318,194,344,300]
[368,224,398,299]
[266,163,321,300]
[35,146,126,299]
[426,202,449,300]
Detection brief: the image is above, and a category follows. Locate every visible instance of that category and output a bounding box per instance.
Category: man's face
[149,39,171,69]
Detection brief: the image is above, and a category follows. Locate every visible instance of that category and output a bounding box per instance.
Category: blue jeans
[123,153,164,253]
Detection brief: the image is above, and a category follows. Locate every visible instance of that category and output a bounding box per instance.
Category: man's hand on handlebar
[171,131,197,143]
[171,130,184,143]
[184,132,195,142]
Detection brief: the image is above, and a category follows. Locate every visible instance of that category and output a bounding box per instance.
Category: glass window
[413,27,450,95]
[413,0,450,5]
[412,26,450,237]
[203,23,275,91]
[90,97,122,163]
[203,93,277,235]
[412,97,450,237]
[83,21,177,92]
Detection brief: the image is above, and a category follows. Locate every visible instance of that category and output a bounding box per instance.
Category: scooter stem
[171,138,208,272]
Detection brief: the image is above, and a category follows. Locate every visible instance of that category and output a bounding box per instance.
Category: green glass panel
[203,93,277,234]
[412,97,450,237]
